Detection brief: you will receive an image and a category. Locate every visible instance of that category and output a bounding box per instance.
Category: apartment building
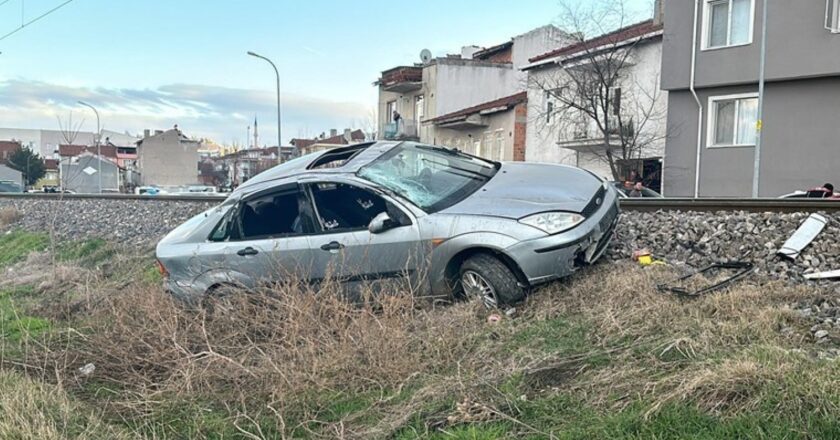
[137,126,202,186]
[662,0,840,197]
[523,18,666,187]
[375,25,570,161]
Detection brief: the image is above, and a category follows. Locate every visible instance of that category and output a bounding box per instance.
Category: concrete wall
[511,26,573,82]
[61,155,120,193]
[662,0,840,91]
[664,77,840,197]
[433,60,518,116]
[138,130,201,186]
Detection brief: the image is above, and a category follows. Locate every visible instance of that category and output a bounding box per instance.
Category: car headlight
[519,212,585,235]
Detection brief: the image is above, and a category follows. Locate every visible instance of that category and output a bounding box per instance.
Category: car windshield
[357,143,498,212]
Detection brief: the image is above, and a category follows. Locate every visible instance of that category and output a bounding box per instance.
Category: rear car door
[303,180,425,297]
[221,183,319,287]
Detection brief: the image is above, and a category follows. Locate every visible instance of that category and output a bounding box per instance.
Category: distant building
[35,159,60,189]
[0,140,22,163]
[291,129,366,156]
[203,146,284,187]
[137,127,202,186]
[0,128,138,158]
[61,153,120,193]
[0,163,23,188]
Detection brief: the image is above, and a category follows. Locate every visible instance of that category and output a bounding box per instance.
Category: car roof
[233,141,400,195]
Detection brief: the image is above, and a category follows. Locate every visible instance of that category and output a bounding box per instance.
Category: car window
[232,185,313,240]
[308,182,388,232]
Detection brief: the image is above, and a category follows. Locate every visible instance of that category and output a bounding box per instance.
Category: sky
[0,0,651,146]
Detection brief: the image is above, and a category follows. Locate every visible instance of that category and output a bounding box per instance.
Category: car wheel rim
[461,271,497,308]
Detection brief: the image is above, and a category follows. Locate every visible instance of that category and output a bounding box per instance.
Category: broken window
[237,186,311,239]
[309,182,388,232]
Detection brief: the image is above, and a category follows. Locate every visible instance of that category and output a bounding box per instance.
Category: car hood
[440,162,603,219]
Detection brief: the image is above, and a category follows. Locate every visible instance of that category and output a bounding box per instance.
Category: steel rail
[1,194,839,212]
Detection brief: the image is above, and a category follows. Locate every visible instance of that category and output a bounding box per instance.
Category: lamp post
[78,100,102,193]
[247,51,281,160]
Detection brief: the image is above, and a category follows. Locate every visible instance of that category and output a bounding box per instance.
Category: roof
[290,129,366,150]
[472,41,513,60]
[44,159,59,170]
[136,128,198,146]
[0,140,22,150]
[425,92,527,125]
[59,144,119,158]
[529,20,663,64]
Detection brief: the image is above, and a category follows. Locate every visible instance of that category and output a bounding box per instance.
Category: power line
[0,0,76,42]
[0,0,14,8]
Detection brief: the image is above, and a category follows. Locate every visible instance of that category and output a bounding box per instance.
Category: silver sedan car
[156,141,619,307]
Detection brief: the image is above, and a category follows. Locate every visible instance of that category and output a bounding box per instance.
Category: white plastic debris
[804,270,840,280]
[78,363,95,376]
[777,213,827,260]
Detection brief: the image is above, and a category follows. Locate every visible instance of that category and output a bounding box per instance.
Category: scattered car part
[777,213,828,260]
[657,261,755,298]
[804,270,840,281]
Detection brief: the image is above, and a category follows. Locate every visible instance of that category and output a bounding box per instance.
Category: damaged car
[156,141,619,307]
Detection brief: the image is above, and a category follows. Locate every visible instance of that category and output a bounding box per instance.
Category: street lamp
[247,51,282,158]
[77,100,102,193]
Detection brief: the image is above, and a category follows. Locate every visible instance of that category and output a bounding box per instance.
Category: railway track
[1,193,839,213]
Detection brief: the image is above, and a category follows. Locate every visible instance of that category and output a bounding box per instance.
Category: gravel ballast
[2,198,839,283]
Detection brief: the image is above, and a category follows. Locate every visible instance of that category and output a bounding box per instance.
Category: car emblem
[595,197,602,206]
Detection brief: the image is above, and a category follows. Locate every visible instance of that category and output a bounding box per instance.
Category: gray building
[137,127,202,186]
[662,0,840,197]
[61,153,120,194]
[0,164,23,188]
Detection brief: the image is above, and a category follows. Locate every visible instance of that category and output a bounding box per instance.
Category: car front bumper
[505,190,620,286]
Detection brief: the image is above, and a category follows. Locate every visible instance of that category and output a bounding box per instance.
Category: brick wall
[513,102,527,161]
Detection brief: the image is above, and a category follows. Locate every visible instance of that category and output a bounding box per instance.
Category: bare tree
[530,0,666,181]
[57,111,84,145]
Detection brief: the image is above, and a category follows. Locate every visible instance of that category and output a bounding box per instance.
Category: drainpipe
[690,0,703,198]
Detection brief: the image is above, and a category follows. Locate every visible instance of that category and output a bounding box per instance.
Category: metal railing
[383,121,419,140]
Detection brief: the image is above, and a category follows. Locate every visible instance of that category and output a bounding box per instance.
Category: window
[235,186,314,240]
[385,101,397,123]
[707,94,759,147]
[494,130,504,161]
[704,0,754,49]
[309,182,388,232]
[358,143,497,212]
[827,0,840,32]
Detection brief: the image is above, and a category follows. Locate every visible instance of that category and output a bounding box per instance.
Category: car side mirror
[369,212,396,234]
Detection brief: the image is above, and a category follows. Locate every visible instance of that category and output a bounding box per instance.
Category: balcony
[377,66,423,93]
[383,121,419,141]
[561,118,635,152]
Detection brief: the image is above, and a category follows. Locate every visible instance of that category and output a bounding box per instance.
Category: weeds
[0,207,23,227]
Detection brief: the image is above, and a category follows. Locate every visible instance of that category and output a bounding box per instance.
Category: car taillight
[155,259,169,278]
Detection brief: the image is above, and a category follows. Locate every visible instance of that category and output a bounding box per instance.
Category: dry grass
[0,207,22,227]
[3,244,839,438]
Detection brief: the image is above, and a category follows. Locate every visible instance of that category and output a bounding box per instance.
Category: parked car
[0,180,23,193]
[156,142,620,307]
[611,181,663,198]
[779,188,839,200]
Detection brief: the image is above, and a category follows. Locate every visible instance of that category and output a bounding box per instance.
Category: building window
[707,94,759,147]
[827,0,840,32]
[703,0,754,49]
[386,101,397,123]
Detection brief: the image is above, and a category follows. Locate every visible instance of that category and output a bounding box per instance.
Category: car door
[303,180,425,298]
[221,182,319,289]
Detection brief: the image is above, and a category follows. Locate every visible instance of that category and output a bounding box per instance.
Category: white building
[0,128,139,158]
[522,20,667,190]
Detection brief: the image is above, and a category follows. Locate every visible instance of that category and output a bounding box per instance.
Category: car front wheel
[459,254,526,308]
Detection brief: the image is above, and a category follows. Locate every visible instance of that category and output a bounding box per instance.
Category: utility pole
[78,101,102,193]
[247,51,282,162]
[752,0,769,198]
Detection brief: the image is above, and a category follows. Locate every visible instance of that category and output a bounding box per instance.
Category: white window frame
[827,0,840,32]
[701,0,756,51]
[706,92,759,148]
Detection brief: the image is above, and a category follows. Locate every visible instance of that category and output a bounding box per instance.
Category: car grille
[581,186,607,218]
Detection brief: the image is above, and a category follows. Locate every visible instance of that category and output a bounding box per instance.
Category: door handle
[320,241,344,252]
[237,247,259,256]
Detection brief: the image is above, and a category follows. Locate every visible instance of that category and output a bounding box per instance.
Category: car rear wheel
[459,254,525,308]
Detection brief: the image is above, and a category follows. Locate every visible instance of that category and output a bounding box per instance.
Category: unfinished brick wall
[513,102,527,161]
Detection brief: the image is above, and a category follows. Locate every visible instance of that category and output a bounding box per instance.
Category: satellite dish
[420,49,432,64]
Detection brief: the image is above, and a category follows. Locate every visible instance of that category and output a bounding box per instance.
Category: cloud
[0,79,371,144]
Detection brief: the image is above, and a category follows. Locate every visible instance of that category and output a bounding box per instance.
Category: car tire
[459,254,525,308]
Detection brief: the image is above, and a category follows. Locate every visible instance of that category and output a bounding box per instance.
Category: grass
[0,233,839,438]
[0,230,48,268]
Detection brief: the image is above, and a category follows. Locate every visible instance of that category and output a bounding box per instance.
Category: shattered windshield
[357,143,498,212]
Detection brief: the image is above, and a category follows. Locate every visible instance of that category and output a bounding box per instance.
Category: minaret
[253,115,259,149]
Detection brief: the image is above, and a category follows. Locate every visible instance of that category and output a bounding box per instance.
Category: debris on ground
[778,213,828,260]
[657,261,754,298]
[804,270,840,281]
